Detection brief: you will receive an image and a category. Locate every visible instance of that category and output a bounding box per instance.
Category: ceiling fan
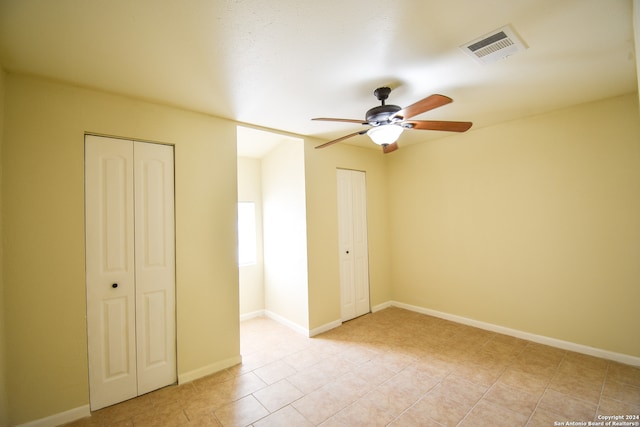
[313,87,472,153]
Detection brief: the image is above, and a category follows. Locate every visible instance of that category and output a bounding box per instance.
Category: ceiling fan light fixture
[367,125,403,146]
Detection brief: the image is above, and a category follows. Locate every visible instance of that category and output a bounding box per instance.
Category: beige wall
[237,156,265,316]
[388,93,640,357]
[240,133,393,333]
[2,74,240,424]
[2,71,638,425]
[635,0,640,106]
[262,140,309,329]
[0,68,8,427]
[305,140,392,330]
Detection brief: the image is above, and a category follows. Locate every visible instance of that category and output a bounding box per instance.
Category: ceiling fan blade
[395,94,453,120]
[312,117,366,124]
[383,142,399,154]
[405,120,472,132]
[314,131,365,149]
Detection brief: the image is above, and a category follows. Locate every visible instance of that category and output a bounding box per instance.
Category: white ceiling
[0,0,637,152]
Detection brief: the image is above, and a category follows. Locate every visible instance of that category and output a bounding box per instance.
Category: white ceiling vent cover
[461,25,527,64]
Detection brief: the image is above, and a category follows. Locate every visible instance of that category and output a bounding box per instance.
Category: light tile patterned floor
[66,307,640,426]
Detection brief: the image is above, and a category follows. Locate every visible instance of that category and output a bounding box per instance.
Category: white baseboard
[178,355,242,384]
[309,319,342,337]
[386,300,640,367]
[263,310,342,338]
[264,310,309,336]
[371,301,392,312]
[240,309,266,321]
[16,404,90,427]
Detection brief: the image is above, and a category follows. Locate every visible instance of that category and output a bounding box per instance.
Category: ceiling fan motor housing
[366,104,402,125]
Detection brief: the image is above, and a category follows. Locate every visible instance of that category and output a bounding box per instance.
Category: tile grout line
[523,347,567,426]
[356,356,422,425]
[593,361,611,422]
[385,368,450,426]
[245,347,325,426]
[451,340,537,426]
[455,371,503,426]
[276,348,394,426]
[390,332,528,425]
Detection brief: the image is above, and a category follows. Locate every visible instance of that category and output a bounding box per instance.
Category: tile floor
[66,307,640,426]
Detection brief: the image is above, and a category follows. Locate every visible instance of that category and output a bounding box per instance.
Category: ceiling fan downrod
[367,87,401,124]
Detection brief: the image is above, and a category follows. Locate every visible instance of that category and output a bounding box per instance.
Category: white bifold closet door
[337,169,370,322]
[85,135,176,410]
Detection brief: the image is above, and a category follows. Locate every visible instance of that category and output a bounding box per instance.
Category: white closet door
[337,169,370,321]
[337,169,356,320]
[85,135,137,410]
[86,136,176,410]
[134,141,176,394]
[350,170,370,317]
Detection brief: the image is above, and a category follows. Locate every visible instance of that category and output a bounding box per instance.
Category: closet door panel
[337,169,370,322]
[85,135,137,410]
[351,171,370,317]
[337,169,356,320]
[134,141,177,394]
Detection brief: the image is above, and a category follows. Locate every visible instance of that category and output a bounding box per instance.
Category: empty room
[0,1,639,426]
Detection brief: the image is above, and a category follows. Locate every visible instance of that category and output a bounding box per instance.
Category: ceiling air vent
[461,25,527,64]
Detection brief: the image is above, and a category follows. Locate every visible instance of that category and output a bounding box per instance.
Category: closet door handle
[112,283,118,288]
